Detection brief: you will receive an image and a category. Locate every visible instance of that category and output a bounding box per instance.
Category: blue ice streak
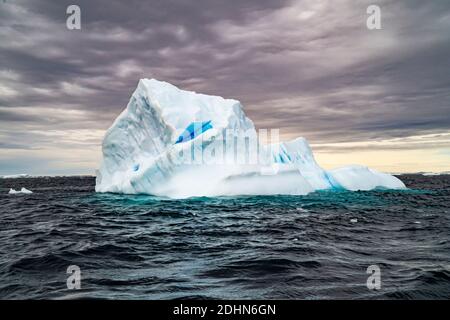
[175,120,213,144]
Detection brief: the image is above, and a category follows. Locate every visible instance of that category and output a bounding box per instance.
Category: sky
[0,0,449,175]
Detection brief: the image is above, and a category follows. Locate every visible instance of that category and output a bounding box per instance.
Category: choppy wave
[0,175,449,299]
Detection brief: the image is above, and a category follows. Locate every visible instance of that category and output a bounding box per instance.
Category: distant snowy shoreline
[0,174,30,179]
[394,172,450,176]
[0,174,95,179]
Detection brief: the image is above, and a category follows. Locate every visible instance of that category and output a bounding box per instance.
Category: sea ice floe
[8,187,33,194]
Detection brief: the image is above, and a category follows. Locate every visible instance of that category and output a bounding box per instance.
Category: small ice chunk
[8,187,33,194]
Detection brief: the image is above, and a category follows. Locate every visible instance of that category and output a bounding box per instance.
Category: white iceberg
[8,187,33,194]
[96,79,406,198]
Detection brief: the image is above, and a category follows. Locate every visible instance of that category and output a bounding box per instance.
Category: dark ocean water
[0,174,449,300]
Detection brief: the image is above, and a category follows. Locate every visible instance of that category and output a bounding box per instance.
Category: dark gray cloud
[0,0,449,174]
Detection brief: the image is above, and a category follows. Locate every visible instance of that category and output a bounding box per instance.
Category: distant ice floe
[0,174,30,179]
[95,78,406,198]
[8,188,33,194]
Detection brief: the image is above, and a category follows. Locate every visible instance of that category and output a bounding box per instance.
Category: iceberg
[96,79,406,198]
[8,187,33,194]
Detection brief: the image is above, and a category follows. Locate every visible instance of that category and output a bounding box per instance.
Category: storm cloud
[1,0,449,174]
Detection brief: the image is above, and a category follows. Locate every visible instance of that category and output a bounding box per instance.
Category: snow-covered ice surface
[9,187,33,194]
[96,79,406,198]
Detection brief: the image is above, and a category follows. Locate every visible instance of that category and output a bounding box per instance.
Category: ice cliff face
[96,79,406,198]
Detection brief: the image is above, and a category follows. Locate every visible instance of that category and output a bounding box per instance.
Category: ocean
[0,174,449,299]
